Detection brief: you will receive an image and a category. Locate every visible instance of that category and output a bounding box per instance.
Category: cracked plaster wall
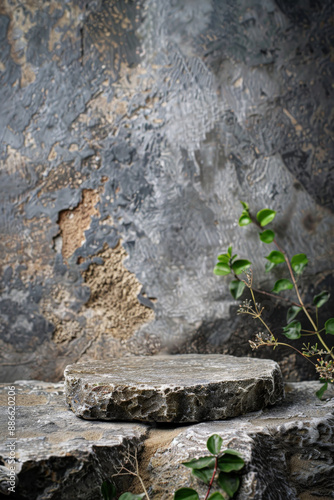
[0,0,333,382]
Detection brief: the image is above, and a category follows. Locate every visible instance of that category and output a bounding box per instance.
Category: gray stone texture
[64,355,284,422]
[0,380,148,499]
[0,380,333,499]
[0,0,334,383]
[145,381,334,500]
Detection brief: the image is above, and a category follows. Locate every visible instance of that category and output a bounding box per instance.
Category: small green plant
[174,434,245,500]
[214,201,334,398]
[101,435,244,500]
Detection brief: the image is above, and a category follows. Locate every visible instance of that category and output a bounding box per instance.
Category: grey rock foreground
[64,355,284,423]
[0,380,333,499]
[146,382,334,500]
[0,380,148,499]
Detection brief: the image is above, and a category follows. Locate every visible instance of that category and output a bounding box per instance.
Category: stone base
[0,380,333,499]
[0,380,148,500]
[64,354,284,422]
[145,381,334,500]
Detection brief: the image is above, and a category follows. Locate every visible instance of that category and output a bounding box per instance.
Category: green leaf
[174,488,200,500]
[313,291,330,308]
[240,201,249,210]
[230,280,246,300]
[119,494,145,500]
[259,229,275,244]
[256,208,276,227]
[207,434,223,455]
[231,259,251,275]
[182,457,216,470]
[227,246,233,257]
[217,254,230,264]
[218,450,245,472]
[101,480,117,500]
[214,263,231,276]
[325,318,334,335]
[287,306,302,324]
[272,279,294,294]
[265,261,276,273]
[316,382,328,399]
[291,253,308,275]
[238,214,252,226]
[231,254,238,262]
[208,493,225,500]
[282,321,301,339]
[192,467,215,485]
[217,472,240,497]
[265,251,285,264]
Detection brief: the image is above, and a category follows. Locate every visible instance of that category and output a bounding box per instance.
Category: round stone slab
[64,354,284,423]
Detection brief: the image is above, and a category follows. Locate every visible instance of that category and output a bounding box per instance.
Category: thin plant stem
[249,287,274,336]
[274,342,316,366]
[250,287,260,315]
[233,272,301,307]
[252,287,301,308]
[204,456,218,500]
[246,276,316,368]
[273,238,334,360]
[248,212,333,360]
[112,449,150,500]
[257,313,273,335]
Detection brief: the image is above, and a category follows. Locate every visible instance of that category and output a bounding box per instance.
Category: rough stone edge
[64,357,284,423]
[144,381,334,500]
[0,380,149,499]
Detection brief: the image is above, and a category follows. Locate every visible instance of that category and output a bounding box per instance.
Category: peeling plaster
[57,189,100,261]
[0,0,333,381]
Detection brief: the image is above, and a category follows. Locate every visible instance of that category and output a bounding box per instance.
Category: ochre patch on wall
[39,283,82,344]
[82,242,155,340]
[58,189,100,261]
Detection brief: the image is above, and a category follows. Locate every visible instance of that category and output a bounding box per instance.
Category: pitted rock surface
[145,382,334,500]
[0,381,148,500]
[64,354,284,422]
[0,380,332,499]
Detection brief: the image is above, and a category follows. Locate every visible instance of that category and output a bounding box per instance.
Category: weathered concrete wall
[0,0,333,382]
